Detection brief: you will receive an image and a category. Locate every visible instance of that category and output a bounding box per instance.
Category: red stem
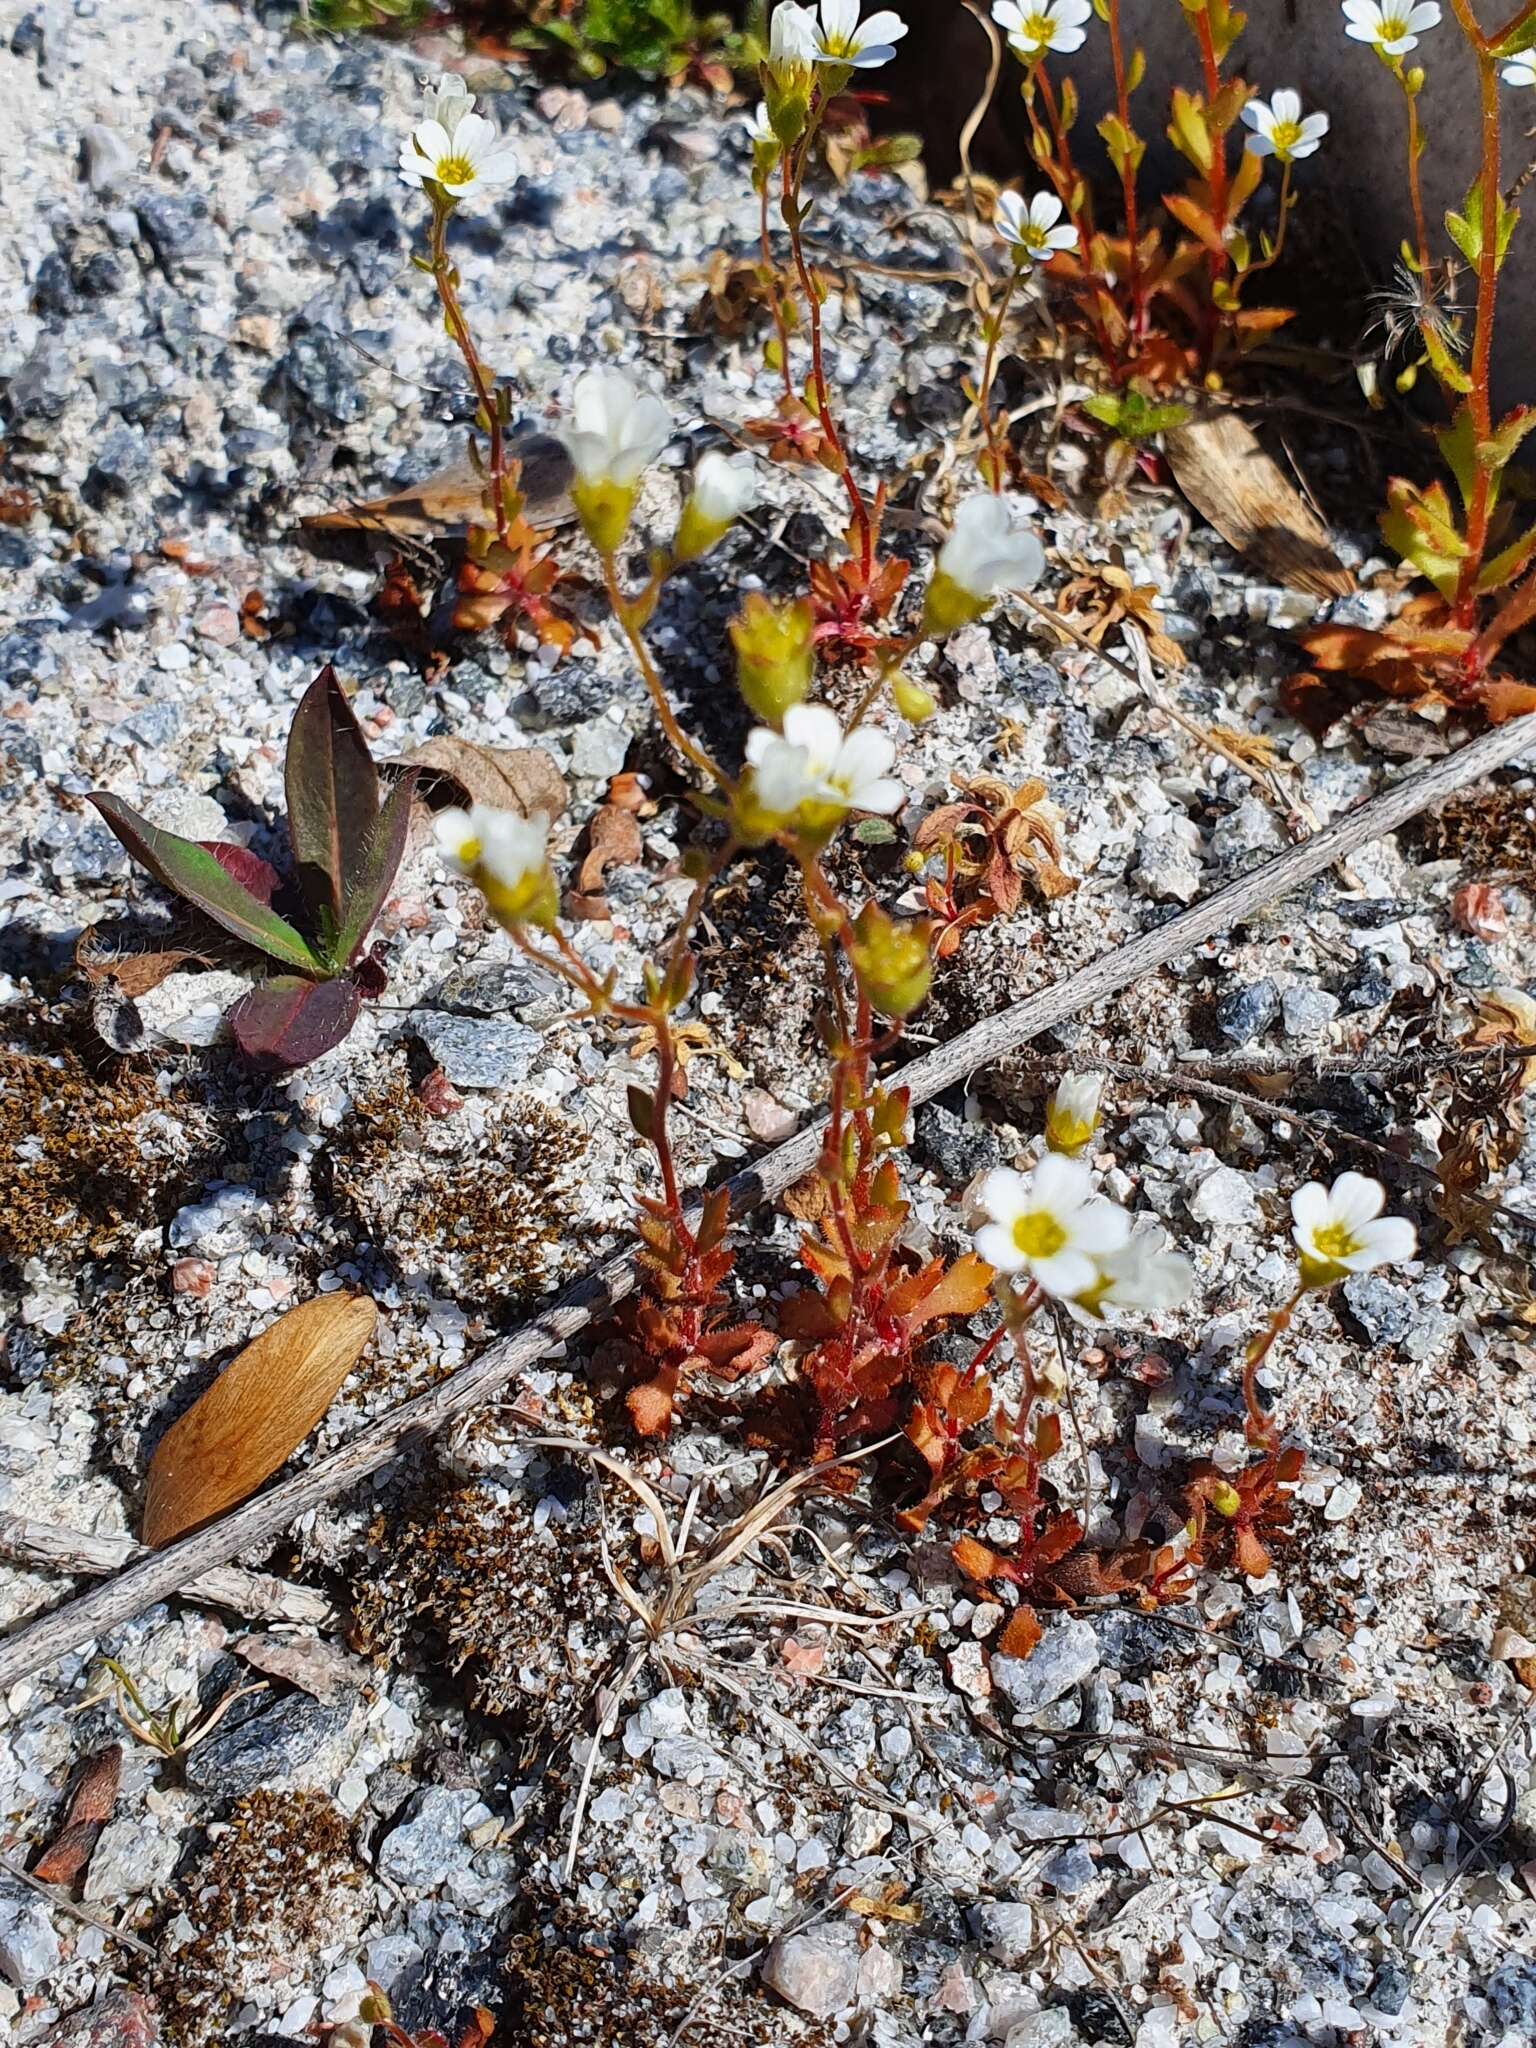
[1450,33,1503,631]
[1104,0,1145,347]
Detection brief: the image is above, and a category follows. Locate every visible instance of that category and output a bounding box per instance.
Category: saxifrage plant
[90,666,417,1067]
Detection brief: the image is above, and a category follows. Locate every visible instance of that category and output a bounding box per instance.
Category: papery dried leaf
[301,434,574,538]
[65,1743,122,1827]
[1166,410,1354,598]
[142,1293,378,1547]
[32,1820,100,1886]
[997,1605,1043,1660]
[576,803,644,899]
[394,737,568,819]
[75,931,212,997]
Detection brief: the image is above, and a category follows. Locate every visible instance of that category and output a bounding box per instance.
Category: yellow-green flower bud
[1208,1480,1243,1520]
[919,568,987,639]
[890,673,937,723]
[851,903,932,1019]
[1044,1071,1103,1157]
[571,476,638,556]
[729,593,815,725]
[673,450,759,564]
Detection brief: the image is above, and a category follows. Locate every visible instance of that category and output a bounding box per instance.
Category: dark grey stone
[181,1692,347,1797]
[1217,978,1280,1046]
[1369,1962,1410,2017]
[1487,1962,1536,2034]
[281,325,364,425]
[913,1102,1000,1183]
[87,425,156,500]
[7,340,76,423]
[411,1011,542,1091]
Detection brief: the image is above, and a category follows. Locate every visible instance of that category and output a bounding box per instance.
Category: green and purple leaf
[333,768,417,965]
[198,842,282,905]
[90,794,324,975]
[228,975,363,1068]
[285,666,381,960]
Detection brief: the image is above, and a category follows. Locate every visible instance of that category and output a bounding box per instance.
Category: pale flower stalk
[991,0,1092,60]
[922,493,1045,636]
[1241,90,1330,163]
[560,367,674,553]
[1340,1,1441,59]
[974,1155,1131,1298]
[994,189,1079,265]
[1290,1172,1416,1288]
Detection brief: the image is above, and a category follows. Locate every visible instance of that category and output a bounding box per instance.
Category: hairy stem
[976,262,1023,489]
[1104,0,1145,347]
[600,554,727,789]
[1241,1284,1305,1447]
[1448,21,1503,626]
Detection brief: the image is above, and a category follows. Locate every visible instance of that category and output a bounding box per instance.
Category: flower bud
[851,903,932,1019]
[674,450,758,563]
[919,570,985,638]
[729,593,814,724]
[890,672,937,722]
[1208,1480,1243,1520]
[1044,1070,1103,1156]
[571,476,638,556]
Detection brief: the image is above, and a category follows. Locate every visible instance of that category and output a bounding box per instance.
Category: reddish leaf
[32,1820,99,1886]
[997,1606,1042,1660]
[66,1744,122,1826]
[284,666,381,956]
[334,769,417,965]
[198,842,281,905]
[228,974,362,1067]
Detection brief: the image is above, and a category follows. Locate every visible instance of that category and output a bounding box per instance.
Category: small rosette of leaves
[90,666,416,1067]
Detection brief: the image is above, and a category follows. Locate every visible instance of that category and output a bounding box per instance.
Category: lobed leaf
[89,794,324,974]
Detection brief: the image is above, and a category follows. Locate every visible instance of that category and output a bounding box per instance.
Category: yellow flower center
[456,835,482,865]
[1379,13,1408,36]
[1013,1211,1067,1260]
[1310,1221,1360,1261]
[434,154,474,186]
[1021,11,1053,43]
[1271,120,1302,154]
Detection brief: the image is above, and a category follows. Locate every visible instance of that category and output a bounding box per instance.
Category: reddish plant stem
[1104,0,1146,347]
[975,263,1022,489]
[1022,63,1119,370]
[781,126,874,577]
[1401,82,1434,286]
[428,200,510,549]
[1190,6,1231,370]
[760,175,796,405]
[1449,22,1504,629]
[1241,1284,1305,1448]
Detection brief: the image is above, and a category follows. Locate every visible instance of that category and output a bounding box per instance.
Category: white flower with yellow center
[995,188,1078,265]
[769,0,819,68]
[1503,55,1536,88]
[559,367,674,552]
[1070,1222,1194,1323]
[1242,90,1330,162]
[974,1155,1131,1297]
[1044,1071,1102,1156]
[744,703,902,832]
[434,804,554,926]
[991,0,1091,59]
[1341,1,1441,58]
[922,492,1046,636]
[807,0,909,69]
[1290,1171,1415,1287]
[399,98,519,199]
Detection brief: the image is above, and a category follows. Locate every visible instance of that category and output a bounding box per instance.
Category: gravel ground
[3,6,1536,2047]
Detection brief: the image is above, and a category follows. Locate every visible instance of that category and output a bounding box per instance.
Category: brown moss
[330,1073,587,1311]
[147,1790,365,2047]
[349,1479,620,1719]
[0,1045,210,1268]
[1418,786,1536,876]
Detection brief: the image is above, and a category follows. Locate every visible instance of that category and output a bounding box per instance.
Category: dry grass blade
[141,1294,377,1548]
[1165,408,1355,599]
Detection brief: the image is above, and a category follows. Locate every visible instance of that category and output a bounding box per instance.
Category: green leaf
[228,975,363,1068]
[854,817,898,845]
[1381,489,1462,603]
[1493,19,1536,58]
[1476,523,1536,594]
[1081,394,1126,430]
[88,794,324,974]
[333,769,418,967]
[285,666,382,963]
[1422,321,1473,396]
[1436,405,1479,510]
[1445,204,1480,267]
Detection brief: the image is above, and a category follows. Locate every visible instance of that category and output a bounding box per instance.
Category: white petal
[835,726,896,790]
[1031,1248,1098,1298]
[1028,191,1065,232]
[976,1222,1026,1273]
[979,1167,1030,1226]
[1329,1172,1386,1229]
[1270,88,1301,125]
[1030,1151,1094,1211]
[819,0,858,42]
[850,776,903,814]
[859,10,908,44]
[1352,1215,1416,1266]
[781,702,842,769]
[1072,1198,1132,1255]
[1289,1181,1330,1235]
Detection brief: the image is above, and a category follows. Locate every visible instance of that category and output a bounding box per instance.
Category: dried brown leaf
[394,737,568,820]
[142,1293,378,1547]
[301,433,574,538]
[1165,410,1354,598]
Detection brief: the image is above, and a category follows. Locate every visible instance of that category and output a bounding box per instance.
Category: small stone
[1281,985,1340,1039]
[8,340,76,424]
[31,1989,158,2048]
[1216,978,1280,1045]
[171,1257,214,1297]
[416,1068,465,1118]
[181,1693,348,1797]
[1339,965,1394,1012]
[1132,819,1203,904]
[377,1787,481,1891]
[82,1817,179,1903]
[913,1102,999,1183]
[87,426,157,501]
[743,1090,796,1142]
[947,1640,991,1699]
[1340,1272,1414,1344]
[975,1900,1034,1965]
[990,1618,1099,1722]
[569,717,630,782]
[1002,2011,1079,2048]
[283,325,364,425]
[589,100,625,133]
[1367,1963,1410,2018]
[761,1922,861,2020]
[1188,1165,1259,1227]
[411,1012,541,1091]
[0,1880,60,1990]
[80,125,138,195]
[1486,1962,1536,2033]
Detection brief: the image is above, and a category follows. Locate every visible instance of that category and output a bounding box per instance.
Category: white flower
[560,368,674,489]
[691,449,759,525]
[1503,56,1536,88]
[1290,1171,1416,1285]
[937,493,1046,600]
[806,0,909,69]
[1045,1071,1102,1156]
[744,702,903,822]
[743,102,777,144]
[433,804,548,887]
[1241,89,1330,161]
[1341,1,1441,57]
[975,1155,1131,1297]
[994,189,1078,264]
[1069,1222,1194,1322]
[769,1,819,67]
[991,0,1092,59]
[420,73,474,140]
[399,109,519,199]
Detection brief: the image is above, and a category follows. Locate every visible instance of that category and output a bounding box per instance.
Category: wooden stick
[0,1514,334,1629]
[1,714,1530,1691]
